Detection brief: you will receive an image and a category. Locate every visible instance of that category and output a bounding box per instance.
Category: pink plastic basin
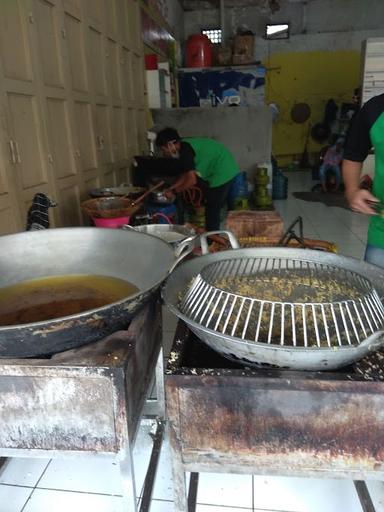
[93,216,130,229]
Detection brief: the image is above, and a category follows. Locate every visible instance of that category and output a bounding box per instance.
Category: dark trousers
[204,178,235,232]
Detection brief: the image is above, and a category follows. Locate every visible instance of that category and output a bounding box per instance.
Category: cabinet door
[132,53,145,107]
[46,98,76,180]
[88,27,107,97]
[33,0,64,88]
[121,47,133,103]
[106,38,121,100]
[64,12,88,93]
[105,0,117,38]
[111,106,126,162]
[86,0,103,29]
[73,101,97,172]
[0,138,23,234]
[5,93,52,218]
[0,0,32,82]
[94,104,113,164]
[125,108,138,156]
[115,0,128,46]
[62,0,82,19]
[56,181,82,226]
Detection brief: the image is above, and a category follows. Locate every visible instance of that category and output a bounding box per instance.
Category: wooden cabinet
[0,0,146,234]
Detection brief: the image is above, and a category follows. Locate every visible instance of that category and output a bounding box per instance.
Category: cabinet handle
[8,140,16,164]
[14,141,21,163]
[96,135,104,150]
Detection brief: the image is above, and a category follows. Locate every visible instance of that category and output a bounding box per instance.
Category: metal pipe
[220,0,225,46]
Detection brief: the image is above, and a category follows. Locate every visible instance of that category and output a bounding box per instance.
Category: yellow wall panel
[265,50,361,165]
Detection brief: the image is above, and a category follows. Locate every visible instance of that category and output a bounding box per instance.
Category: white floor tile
[0,484,32,512]
[311,223,348,235]
[197,472,253,508]
[338,243,366,260]
[366,481,384,512]
[37,456,124,495]
[36,424,154,500]
[317,232,360,243]
[22,488,125,512]
[149,499,175,511]
[253,475,362,512]
[0,458,49,487]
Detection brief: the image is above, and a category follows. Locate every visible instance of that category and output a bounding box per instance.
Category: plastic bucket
[147,204,177,224]
[93,216,130,228]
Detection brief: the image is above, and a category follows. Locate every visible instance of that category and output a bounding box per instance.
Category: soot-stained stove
[0,300,164,512]
[165,320,384,512]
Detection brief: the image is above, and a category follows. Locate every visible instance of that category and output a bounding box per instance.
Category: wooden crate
[225,210,284,239]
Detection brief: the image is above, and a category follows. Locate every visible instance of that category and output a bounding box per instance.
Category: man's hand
[346,188,378,215]
[167,171,197,194]
[342,159,378,215]
[163,189,176,201]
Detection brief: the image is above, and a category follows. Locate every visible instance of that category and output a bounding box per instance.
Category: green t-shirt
[344,94,384,248]
[181,137,239,188]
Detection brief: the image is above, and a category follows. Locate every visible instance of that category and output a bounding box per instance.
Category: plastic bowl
[93,216,130,228]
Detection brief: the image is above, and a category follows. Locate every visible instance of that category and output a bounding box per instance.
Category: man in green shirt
[342,93,384,268]
[155,127,239,231]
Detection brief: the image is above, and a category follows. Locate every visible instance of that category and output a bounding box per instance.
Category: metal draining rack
[180,256,384,348]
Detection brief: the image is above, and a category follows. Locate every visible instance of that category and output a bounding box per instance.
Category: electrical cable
[152,212,173,224]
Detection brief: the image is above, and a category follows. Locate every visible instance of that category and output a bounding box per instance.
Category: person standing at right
[342,93,384,268]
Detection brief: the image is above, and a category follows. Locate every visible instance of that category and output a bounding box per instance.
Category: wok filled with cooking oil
[0,275,139,327]
[0,227,178,358]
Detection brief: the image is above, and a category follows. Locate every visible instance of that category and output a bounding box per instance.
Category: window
[202,28,222,44]
[265,23,289,40]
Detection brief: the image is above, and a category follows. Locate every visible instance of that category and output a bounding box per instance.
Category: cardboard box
[233,34,254,57]
[232,53,254,65]
[225,210,284,239]
[216,46,232,66]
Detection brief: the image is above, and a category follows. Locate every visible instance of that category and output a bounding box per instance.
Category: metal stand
[166,321,384,512]
[354,481,377,512]
[0,302,165,512]
[173,474,377,512]
[139,420,166,512]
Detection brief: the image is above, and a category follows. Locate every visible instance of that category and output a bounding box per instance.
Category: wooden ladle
[127,180,166,207]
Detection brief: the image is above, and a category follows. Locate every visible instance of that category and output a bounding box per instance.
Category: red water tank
[186,34,212,68]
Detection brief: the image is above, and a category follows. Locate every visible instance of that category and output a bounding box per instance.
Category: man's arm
[168,170,197,194]
[342,159,377,214]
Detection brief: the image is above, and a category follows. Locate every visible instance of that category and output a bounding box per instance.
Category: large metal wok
[163,242,384,371]
[0,227,189,358]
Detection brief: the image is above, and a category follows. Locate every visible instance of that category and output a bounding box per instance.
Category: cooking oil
[0,274,139,326]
